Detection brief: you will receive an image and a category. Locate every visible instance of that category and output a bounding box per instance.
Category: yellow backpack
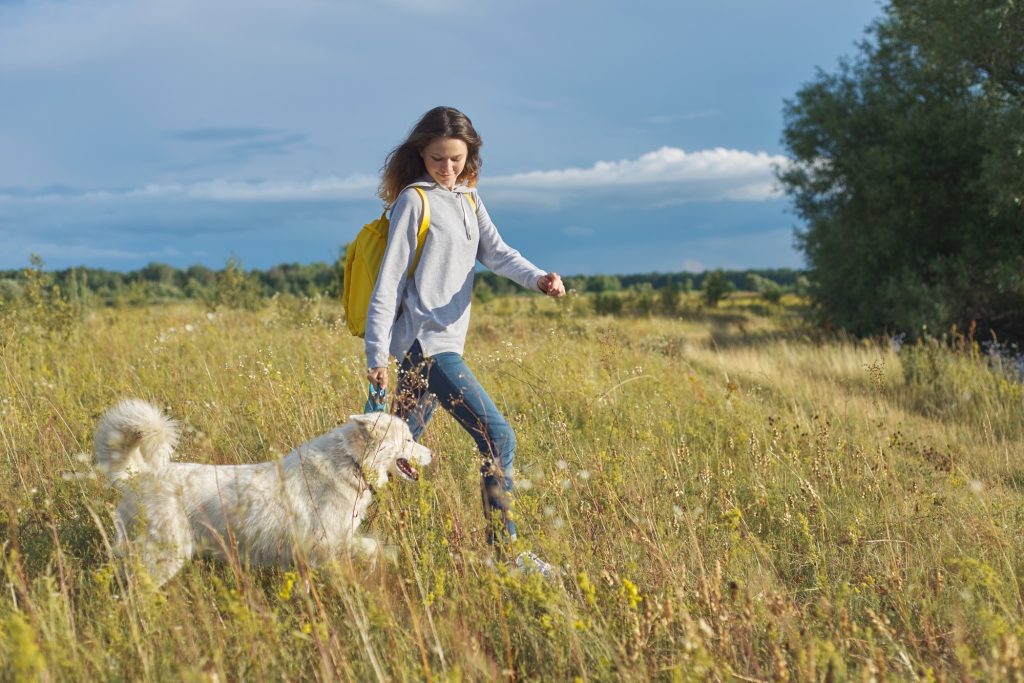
[342,187,478,337]
[342,187,430,337]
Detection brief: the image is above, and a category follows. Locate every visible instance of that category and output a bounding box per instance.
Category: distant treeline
[0,260,340,305]
[0,258,803,306]
[484,268,804,297]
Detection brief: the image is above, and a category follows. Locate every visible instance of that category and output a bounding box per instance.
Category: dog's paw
[353,535,382,559]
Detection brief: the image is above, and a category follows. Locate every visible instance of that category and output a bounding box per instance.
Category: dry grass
[0,292,1022,681]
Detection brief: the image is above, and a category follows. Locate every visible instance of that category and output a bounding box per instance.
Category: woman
[365,106,565,574]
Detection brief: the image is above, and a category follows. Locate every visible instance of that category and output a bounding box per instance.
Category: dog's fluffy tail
[94,398,179,483]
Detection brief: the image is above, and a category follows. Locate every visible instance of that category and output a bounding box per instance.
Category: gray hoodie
[364,177,546,369]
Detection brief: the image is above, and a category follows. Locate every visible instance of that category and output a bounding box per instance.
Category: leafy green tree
[746,273,784,304]
[659,280,682,315]
[586,275,622,293]
[890,0,1024,212]
[186,264,216,286]
[209,257,263,311]
[140,262,177,285]
[701,270,734,308]
[778,1,1024,339]
[627,282,658,316]
[593,292,623,315]
[473,277,496,304]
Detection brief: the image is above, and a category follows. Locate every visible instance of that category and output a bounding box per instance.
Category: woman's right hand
[368,367,388,390]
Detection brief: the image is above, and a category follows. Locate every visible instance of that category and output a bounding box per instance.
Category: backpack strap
[408,187,430,277]
[467,192,477,212]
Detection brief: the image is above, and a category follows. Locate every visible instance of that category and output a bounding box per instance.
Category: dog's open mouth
[396,458,419,481]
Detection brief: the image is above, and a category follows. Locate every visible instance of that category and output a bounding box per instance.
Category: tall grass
[0,292,1021,680]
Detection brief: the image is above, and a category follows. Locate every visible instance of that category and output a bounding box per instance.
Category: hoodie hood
[407,176,476,237]
[407,175,475,194]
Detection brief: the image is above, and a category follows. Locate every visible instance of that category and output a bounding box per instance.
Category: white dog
[93,398,432,586]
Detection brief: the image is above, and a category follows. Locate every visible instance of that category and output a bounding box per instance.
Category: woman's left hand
[538,272,566,298]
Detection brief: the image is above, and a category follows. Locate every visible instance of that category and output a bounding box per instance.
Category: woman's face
[420,137,468,189]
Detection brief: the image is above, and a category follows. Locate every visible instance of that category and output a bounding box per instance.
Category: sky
[0,0,885,275]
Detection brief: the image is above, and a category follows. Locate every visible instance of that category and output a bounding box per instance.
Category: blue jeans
[395,340,517,543]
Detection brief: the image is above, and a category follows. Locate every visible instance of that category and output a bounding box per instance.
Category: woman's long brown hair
[379,107,482,204]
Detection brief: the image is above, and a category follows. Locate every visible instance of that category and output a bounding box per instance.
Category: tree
[746,273,784,304]
[140,262,176,285]
[659,280,682,315]
[209,257,263,311]
[473,277,496,304]
[778,2,1024,339]
[889,0,1024,213]
[185,264,215,285]
[701,270,734,308]
[586,275,622,293]
[593,292,623,315]
[627,282,658,316]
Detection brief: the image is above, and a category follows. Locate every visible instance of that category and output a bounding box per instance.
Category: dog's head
[347,412,433,489]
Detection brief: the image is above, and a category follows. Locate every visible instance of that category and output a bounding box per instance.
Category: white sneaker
[516,551,557,579]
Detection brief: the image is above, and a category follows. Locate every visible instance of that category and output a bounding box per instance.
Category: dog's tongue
[397,458,419,481]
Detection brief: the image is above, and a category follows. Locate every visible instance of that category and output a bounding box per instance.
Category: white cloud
[454,147,791,210]
[486,147,788,206]
[2,174,378,204]
[0,147,788,207]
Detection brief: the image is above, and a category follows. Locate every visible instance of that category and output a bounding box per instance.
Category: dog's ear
[343,415,379,462]
[349,413,391,439]
[349,413,378,428]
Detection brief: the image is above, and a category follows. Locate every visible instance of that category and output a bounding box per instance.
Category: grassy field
[1,292,1022,681]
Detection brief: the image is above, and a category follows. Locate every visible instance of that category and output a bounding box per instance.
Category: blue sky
[0,0,884,275]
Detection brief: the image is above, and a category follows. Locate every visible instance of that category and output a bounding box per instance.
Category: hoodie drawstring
[461,193,472,239]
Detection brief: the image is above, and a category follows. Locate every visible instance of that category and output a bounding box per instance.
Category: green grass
[1,292,1022,681]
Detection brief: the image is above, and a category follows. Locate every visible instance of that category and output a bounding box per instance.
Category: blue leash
[364,384,387,413]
